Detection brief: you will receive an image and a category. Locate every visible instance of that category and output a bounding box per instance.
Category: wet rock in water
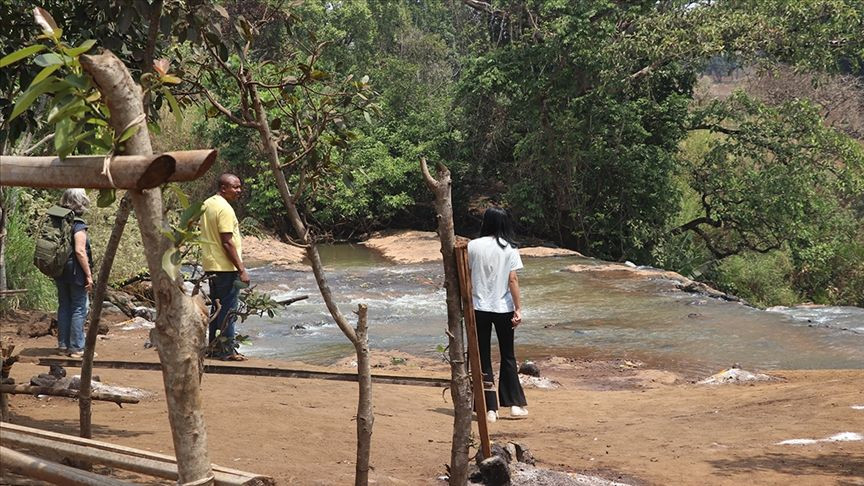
[518,361,540,377]
[479,456,511,486]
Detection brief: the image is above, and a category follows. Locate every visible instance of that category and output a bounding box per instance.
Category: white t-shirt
[468,236,523,313]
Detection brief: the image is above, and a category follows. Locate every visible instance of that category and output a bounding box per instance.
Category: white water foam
[777,432,863,445]
[852,405,864,410]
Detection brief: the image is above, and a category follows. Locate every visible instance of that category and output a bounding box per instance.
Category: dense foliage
[2,0,863,307]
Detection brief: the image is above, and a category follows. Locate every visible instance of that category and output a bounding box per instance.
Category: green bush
[1,198,56,313]
[706,251,800,307]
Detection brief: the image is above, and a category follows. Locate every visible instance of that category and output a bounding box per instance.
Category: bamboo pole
[0,150,216,190]
[454,242,492,459]
[0,384,139,404]
[2,422,273,485]
[0,446,134,486]
[0,154,175,189]
[0,427,272,486]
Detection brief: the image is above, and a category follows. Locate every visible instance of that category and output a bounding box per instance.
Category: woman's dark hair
[480,207,518,249]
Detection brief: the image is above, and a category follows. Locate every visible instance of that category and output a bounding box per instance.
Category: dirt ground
[2,231,863,485]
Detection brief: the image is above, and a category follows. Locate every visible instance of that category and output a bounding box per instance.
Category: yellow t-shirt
[200,194,242,272]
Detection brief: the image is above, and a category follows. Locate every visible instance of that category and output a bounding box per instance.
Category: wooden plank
[1,422,274,486]
[37,358,450,387]
[0,384,139,404]
[0,446,134,486]
[454,242,492,459]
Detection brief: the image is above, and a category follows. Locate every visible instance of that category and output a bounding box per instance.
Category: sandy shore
[2,231,863,485]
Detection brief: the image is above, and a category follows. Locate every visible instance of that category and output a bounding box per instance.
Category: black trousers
[475,310,527,411]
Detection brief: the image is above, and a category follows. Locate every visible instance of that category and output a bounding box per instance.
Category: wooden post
[454,242,492,459]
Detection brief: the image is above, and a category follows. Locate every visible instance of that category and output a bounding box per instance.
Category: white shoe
[511,406,529,417]
[486,410,498,423]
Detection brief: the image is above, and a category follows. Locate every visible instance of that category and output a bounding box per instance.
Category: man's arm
[220,232,250,284]
[508,270,521,328]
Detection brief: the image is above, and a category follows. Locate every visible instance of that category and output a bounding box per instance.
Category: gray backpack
[33,205,75,278]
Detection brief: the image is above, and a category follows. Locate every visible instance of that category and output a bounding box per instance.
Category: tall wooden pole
[455,242,492,459]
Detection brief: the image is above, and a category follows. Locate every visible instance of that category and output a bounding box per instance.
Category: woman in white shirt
[468,207,528,422]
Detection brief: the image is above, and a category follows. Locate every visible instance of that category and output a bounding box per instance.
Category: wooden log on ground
[1,423,274,486]
[0,446,134,486]
[37,358,450,387]
[36,358,450,387]
[0,384,139,404]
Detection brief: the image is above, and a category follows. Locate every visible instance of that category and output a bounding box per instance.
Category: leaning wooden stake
[80,193,132,438]
[80,51,214,484]
[455,243,492,459]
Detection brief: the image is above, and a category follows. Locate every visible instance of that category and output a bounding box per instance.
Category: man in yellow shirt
[200,173,250,360]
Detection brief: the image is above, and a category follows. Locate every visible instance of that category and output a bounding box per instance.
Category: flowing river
[240,244,864,374]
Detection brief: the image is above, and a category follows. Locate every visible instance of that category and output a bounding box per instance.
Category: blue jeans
[56,281,88,351]
[208,272,239,356]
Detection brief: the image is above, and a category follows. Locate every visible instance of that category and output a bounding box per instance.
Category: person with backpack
[468,207,529,423]
[49,189,93,357]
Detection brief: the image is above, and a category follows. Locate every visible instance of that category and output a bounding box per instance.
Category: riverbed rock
[479,456,511,486]
[519,361,541,377]
[14,311,55,338]
[697,366,777,385]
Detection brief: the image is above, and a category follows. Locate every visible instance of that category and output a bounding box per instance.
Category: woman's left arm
[509,270,521,328]
[73,230,93,291]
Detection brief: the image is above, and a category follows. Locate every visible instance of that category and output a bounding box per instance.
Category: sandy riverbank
[2,231,863,485]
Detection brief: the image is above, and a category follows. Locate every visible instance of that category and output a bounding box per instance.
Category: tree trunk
[80,51,214,485]
[420,158,473,486]
[353,304,373,486]
[79,193,132,438]
[247,83,373,485]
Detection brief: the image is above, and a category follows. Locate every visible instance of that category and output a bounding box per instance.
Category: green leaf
[163,88,183,125]
[0,45,46,67]
[33,52,63,67]
[62,39,97,57]
[117,123,140,143]
[62,74,88,90]
[160,74,182,85]
[29,64,61,88]
[179,202,205,229]
[167,184,190,208]
[161,247,180,279]
[9,78,58,121]
[54,118,74,155]
[47,98,86,124]
[363,111,372,125]
[97,188,116,207]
